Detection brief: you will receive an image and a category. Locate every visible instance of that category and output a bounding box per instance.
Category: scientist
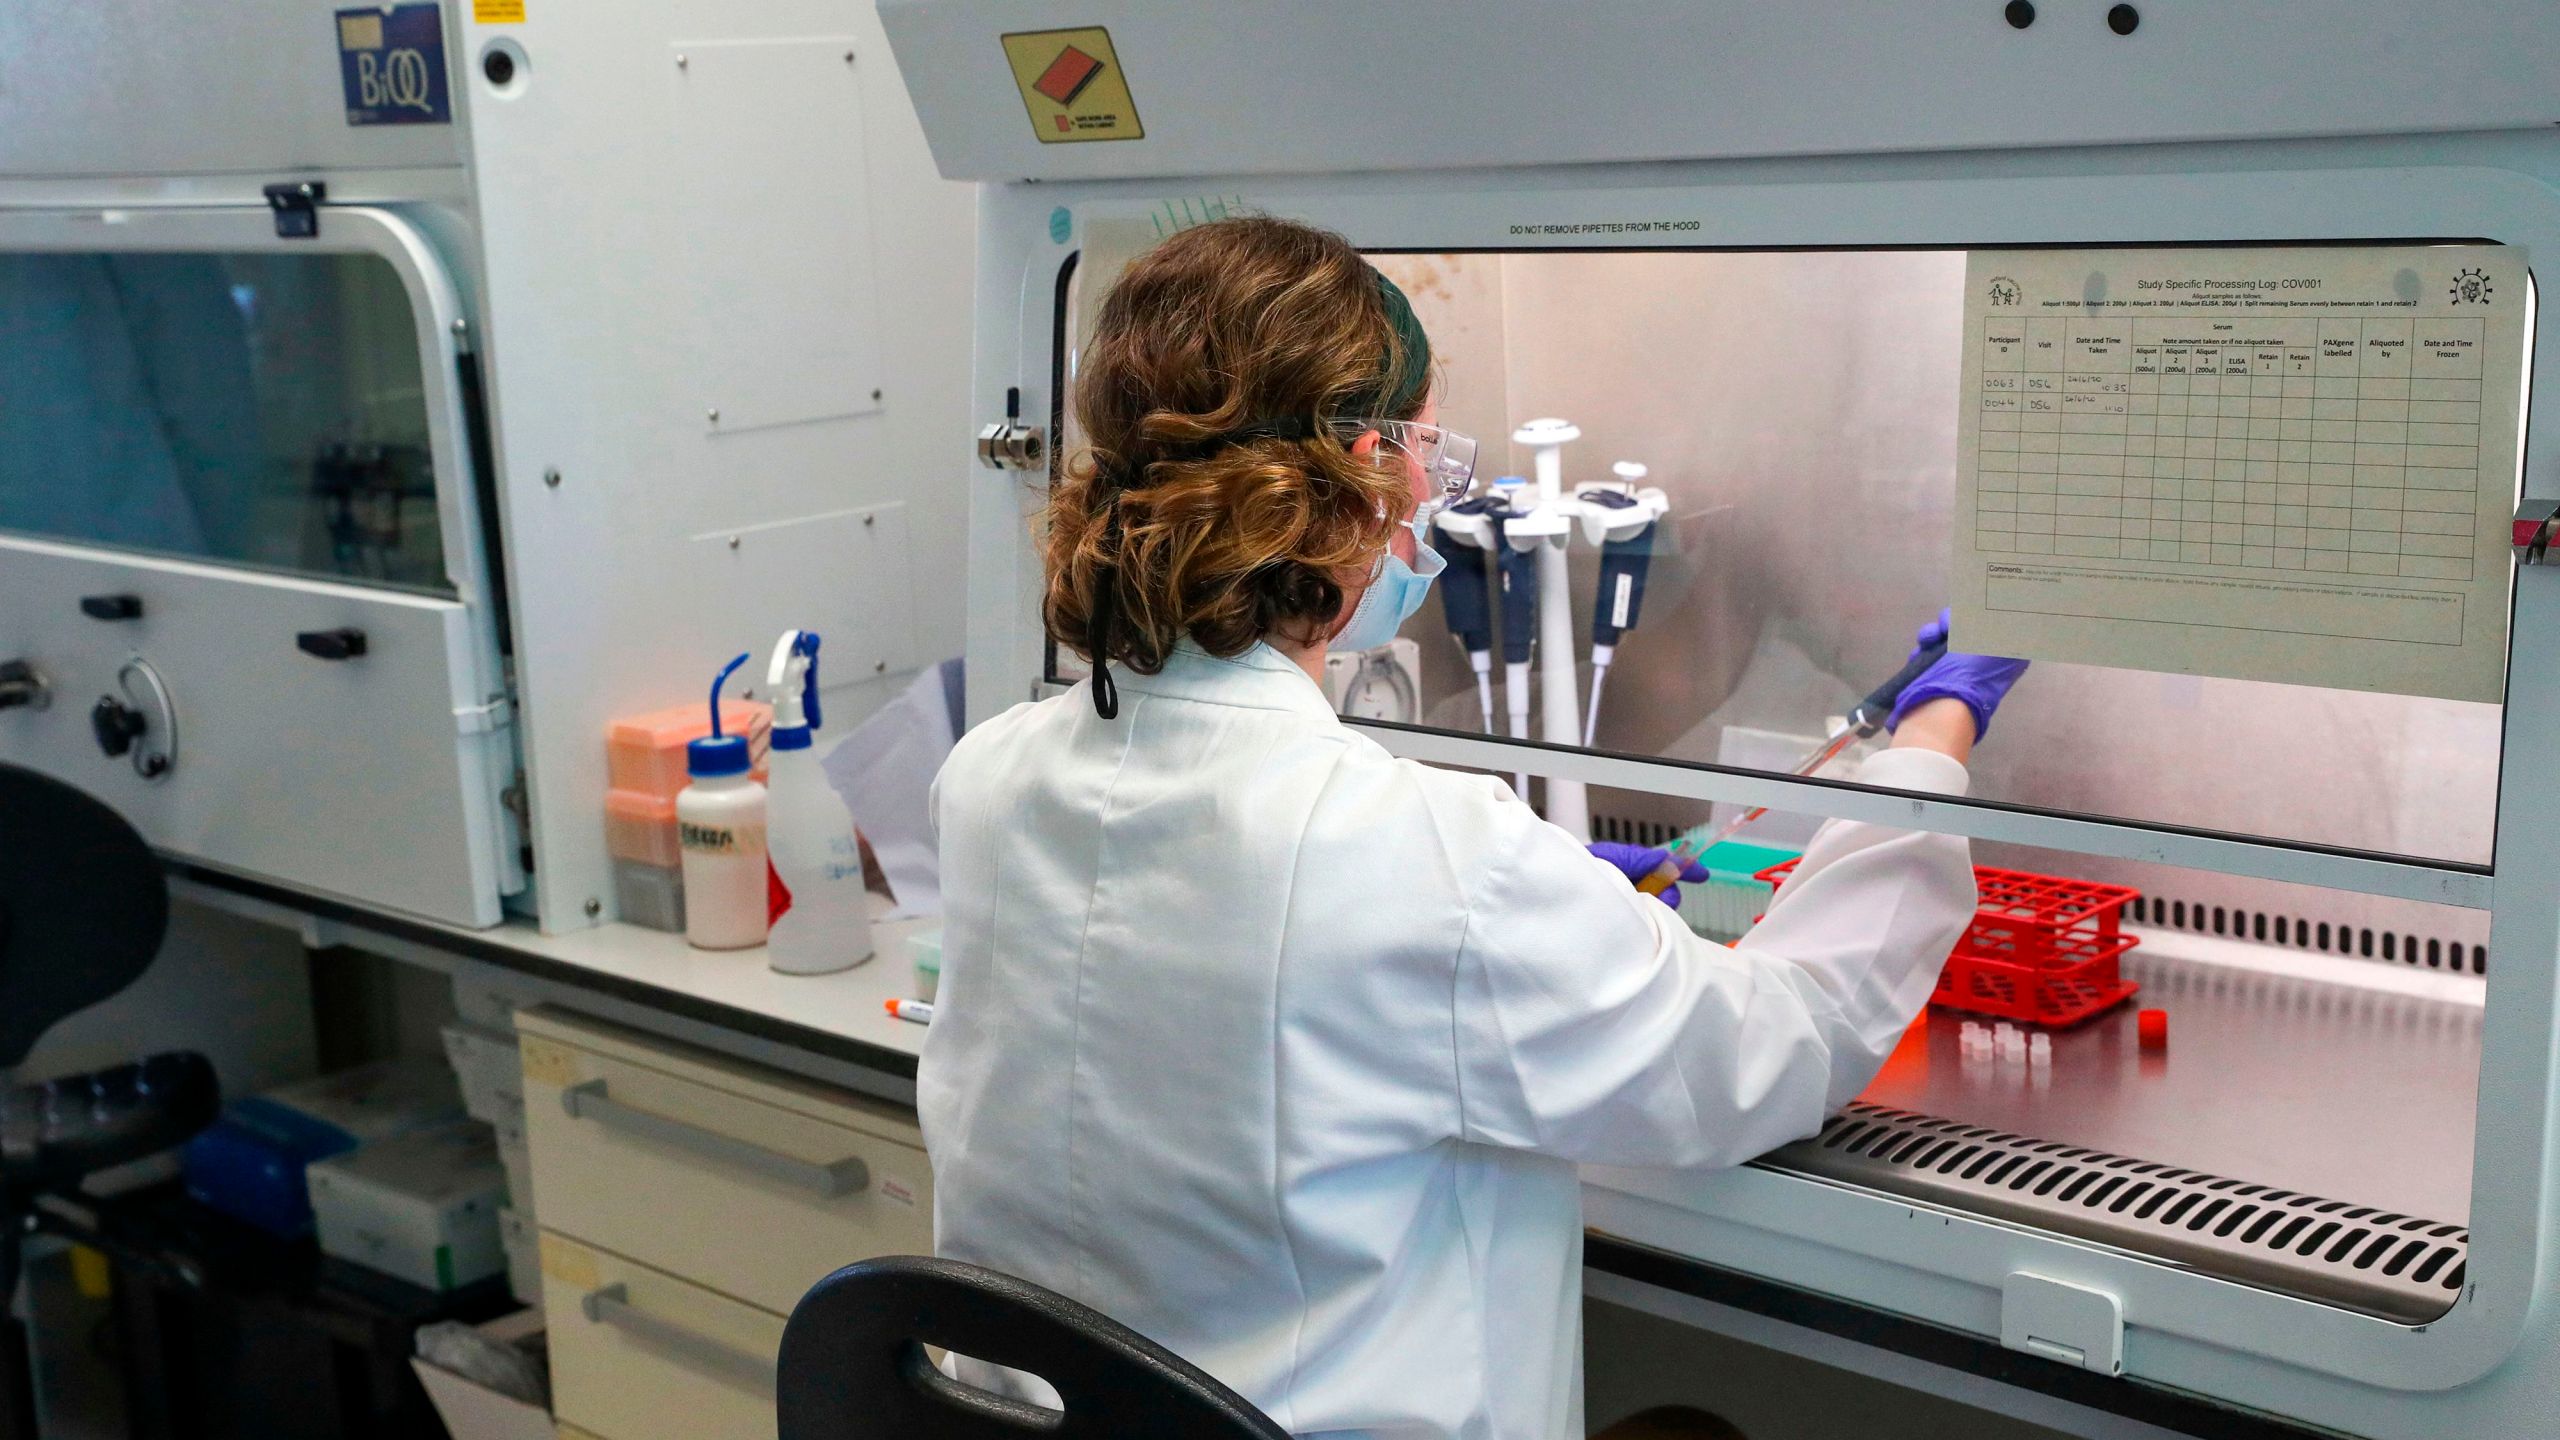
[921,217,2023,1440]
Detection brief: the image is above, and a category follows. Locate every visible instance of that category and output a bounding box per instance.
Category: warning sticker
[539,1234,599,1289]
[1000,27,1143,144]
[472,0,525,21]
[519,1035,578,1088]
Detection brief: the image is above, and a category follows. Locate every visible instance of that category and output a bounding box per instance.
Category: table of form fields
[1974,316,2486,579]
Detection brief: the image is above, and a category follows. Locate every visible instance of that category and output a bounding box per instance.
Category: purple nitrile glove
[1886,608,2030,740]
[1587,842,1710,910]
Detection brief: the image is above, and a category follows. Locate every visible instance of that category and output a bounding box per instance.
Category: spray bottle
[763,630,875,975]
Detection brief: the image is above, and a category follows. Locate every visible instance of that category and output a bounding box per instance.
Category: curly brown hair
[1044,216,1428,705]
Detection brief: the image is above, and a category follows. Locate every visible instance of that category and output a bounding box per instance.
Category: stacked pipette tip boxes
[443,978,541,1304]
[602,698,771,931]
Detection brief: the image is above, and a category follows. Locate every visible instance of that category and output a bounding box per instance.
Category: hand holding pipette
[1697,609,2027,850]
[1588,841,1709,908]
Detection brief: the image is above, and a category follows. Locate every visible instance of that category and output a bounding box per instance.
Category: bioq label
[335,4,452,126]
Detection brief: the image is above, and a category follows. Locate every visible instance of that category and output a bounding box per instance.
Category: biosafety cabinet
[0,2,974,929]
[884,3,2560,1435]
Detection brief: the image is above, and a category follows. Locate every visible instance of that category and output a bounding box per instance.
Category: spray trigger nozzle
[767,630,825,747]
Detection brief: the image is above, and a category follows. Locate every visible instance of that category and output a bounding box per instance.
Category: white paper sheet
[1953,246,2527,703]
[823,659,961,917]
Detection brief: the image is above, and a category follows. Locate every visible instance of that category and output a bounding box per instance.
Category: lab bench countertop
[172,863,933,1079]
[453,899,934,1063]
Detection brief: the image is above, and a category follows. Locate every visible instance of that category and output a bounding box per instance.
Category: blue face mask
[1331,517,1446,653]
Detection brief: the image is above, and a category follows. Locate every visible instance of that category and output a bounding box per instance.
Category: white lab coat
[921,642,1975,1440]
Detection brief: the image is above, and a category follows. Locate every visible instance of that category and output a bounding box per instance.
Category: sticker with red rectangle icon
[1002,27,1143,144]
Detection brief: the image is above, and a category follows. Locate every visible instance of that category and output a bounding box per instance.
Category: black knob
[91,696,146,758]
[80,594,143,621]
[0,659,43,711]
[2107,3,2139,34]
[482,47,516,87]
[2004,1,2035,28]
[296,627,368,661]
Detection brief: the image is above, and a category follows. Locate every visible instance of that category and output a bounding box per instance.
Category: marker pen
[885,998,934,1025]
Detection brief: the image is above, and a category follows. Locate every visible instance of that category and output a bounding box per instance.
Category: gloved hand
[1886,608,2029,740]
[1588,842,1709,910]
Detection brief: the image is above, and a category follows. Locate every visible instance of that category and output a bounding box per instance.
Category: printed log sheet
[1953,246,2526,703]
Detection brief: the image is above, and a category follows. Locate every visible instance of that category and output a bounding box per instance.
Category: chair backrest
[0,763,170,1068]
[777,1255,1292,1440]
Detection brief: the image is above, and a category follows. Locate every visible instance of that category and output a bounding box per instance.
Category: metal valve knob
[91,695,147,759]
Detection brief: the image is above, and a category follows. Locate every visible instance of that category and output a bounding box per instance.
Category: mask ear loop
[1086,489,1124,719]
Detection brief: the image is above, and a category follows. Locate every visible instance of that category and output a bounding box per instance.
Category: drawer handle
[580,1283,777,1392]
[559,1078,871,1197]
[295,626,368,660]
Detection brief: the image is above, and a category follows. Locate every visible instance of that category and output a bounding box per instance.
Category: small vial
[2138,1008,2169,1051]
[2028,1033,2052,1065]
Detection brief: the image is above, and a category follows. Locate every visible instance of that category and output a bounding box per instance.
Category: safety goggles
[1345,418,1478,515]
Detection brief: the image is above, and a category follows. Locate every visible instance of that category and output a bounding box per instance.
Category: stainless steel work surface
[1850,935,2481,1226]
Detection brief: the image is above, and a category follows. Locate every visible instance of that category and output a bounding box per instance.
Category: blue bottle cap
[687,734,751,776]
[691,652,754,776]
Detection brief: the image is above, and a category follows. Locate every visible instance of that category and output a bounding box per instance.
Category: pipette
[1680,633,1952,857]
[1492,478,1537,797]
[1432,495,1506,733]
[1581,464,1657,747]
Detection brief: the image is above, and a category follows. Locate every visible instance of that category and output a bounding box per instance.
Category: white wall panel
[458,0,973,929]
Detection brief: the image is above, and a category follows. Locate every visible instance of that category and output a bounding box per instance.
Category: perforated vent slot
[1591,813,1685,848]
[2130,895,2486,976]
[1591,807,2491,980]
[1768,1102,2468,1323]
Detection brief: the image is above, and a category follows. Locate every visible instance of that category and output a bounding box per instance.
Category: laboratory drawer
[516,1008,932,1315]
[541,1233,782,1440]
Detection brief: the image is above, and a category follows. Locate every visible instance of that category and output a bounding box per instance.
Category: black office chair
[777,1255,1290,1440]
[0,763,222,1439]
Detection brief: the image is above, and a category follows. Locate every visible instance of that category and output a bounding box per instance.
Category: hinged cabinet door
[0,205,515,926]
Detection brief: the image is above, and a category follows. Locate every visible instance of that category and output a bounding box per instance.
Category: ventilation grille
[1593,810,2489,976]
[1594,810,2489,978]
[1757,1102,2467,1324]
[2127,958,2481,1050]
[1591,813,1684,848]
[2130,895,2485,976]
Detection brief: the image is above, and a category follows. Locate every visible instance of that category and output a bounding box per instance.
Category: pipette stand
[1502,418,1668,842]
